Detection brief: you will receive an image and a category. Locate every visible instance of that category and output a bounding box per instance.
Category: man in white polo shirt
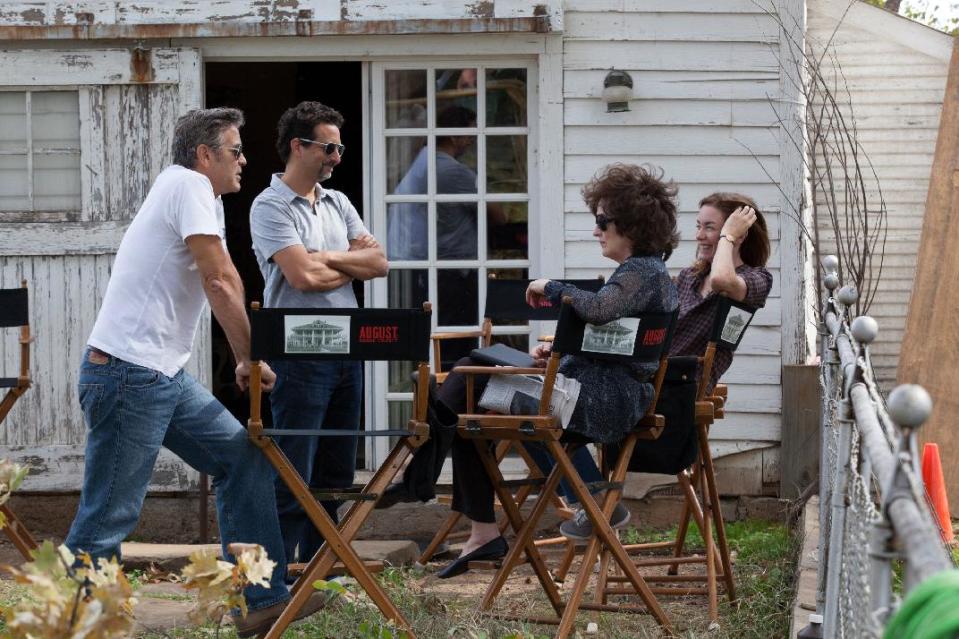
[65,108,328,637]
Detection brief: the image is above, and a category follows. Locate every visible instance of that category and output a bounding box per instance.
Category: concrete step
[121,538,420,572]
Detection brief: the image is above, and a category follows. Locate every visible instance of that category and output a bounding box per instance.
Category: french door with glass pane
[368,61,537,467]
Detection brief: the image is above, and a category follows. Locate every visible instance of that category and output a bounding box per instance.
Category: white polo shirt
[88,165,225,377]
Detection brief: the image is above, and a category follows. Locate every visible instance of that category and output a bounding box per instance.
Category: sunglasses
[220,145,244,160]
[298,138,346,156]
[595,213,615,232]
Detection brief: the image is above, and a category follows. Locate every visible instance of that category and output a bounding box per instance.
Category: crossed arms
[271,234,389,292]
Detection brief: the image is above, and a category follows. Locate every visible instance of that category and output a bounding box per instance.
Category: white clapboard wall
[0,48,207,492]
[808,0,950,390]
[562,0,799,494]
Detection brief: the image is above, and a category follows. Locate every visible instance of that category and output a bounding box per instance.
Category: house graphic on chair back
[285,317,350,354]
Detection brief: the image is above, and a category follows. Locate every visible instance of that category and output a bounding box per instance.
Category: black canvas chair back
[431,276,604,382]
[552,300,675,365]
[0,282,38,560]
[246,303,432,639]
[483,277,604,322]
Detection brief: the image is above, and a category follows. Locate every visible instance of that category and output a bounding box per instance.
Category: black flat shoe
[375,483,418,510]
[436,536,508,579]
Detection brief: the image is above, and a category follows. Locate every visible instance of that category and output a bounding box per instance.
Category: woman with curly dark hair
[435,164,681,577]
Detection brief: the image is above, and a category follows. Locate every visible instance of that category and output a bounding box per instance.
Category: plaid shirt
[670,264,773,392]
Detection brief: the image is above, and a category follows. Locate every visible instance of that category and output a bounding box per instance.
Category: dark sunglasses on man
[297,138,346,157]
[595,213,615,232]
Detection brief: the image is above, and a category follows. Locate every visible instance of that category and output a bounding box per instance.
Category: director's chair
[0,282,38,560]
[454,299,679,638]
[420,275,605,565]
[603,296,757,622]
[247,303,433,639]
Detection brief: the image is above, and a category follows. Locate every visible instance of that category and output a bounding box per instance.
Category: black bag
[618,356,700,475]
[401,377,459,502]
[470,343,536,368]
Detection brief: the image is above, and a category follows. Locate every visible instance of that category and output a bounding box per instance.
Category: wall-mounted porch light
[602,70,633,113]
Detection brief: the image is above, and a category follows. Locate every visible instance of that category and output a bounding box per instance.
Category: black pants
[405,357,597,523]
[400,357,485,501]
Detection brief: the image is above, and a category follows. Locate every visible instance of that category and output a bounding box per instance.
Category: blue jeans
[65,350,289,611]
[524,442,604,504]
[269,359,363,564]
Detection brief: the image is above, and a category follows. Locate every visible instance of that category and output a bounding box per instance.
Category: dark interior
[205,62,364,426]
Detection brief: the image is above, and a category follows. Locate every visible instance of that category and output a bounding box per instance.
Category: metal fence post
[823,395,853,638]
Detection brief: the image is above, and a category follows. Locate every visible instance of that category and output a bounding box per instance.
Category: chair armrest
[432,330,486,340]
[714,384,728,399]
[695,400,715,424]
[537,335,554,343]
[451,365,546,376]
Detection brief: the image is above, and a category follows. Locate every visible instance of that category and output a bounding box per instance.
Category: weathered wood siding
[808,1,950,389]
[563,1,797,492]
[0,48,205,491]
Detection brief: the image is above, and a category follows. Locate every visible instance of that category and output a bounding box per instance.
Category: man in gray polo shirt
[250,101,388,566]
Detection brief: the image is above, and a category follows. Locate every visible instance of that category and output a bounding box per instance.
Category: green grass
[3,519,800,639]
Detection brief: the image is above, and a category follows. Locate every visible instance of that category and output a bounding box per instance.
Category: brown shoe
[233,590,335,638]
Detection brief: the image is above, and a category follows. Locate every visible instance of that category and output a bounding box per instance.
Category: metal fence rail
[816,270,953,638]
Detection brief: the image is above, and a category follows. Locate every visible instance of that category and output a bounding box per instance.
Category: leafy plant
[179,542,276,626]
[2,541,137,638]
[0,459,29,529]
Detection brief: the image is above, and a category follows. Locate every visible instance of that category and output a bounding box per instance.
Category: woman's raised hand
[525,278,551,308]
[530,343,552,367]
[721,206,757,243]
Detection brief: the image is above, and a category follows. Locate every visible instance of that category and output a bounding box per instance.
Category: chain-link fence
[817,283,953,638]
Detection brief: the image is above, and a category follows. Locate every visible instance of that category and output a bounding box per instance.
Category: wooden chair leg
[0,504,37,560]
[553,539,577,583]
[418,510,462,564]
[548,439,675,638]
[700,429,736,602]
[698,455,718,622]
[474,438,566,617]
[260,440,415,639]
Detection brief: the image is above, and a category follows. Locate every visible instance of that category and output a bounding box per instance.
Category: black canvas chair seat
[247,303,433,639]
[452,298,680,638]
[0,282,38,560]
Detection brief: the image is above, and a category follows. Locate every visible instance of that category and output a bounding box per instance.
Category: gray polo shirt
[250,174,369,309]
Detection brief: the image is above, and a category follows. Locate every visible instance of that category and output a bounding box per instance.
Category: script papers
[479,373,582,428]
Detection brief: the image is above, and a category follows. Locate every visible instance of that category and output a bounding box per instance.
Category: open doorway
[205,61,364,427]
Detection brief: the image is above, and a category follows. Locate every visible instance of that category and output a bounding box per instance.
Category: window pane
[487,202,528,260]
[0,154,29,210]
[0,93,26,152]
[487,135,527,193]
[486,268,529,328]
[486,68,527,127]
[31,91,79,148]
[437,336,478,372]
[387,136,427,194]
[492,333,530,352]
[436,68,477,123]
[387,202,428,261]
[388,268,429,308]
[438,269,478,326]
[33,151,81,210]
[436,136,477,194]
[385,70,427,129]
[388,400,413,447]
[437,202,477,260]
